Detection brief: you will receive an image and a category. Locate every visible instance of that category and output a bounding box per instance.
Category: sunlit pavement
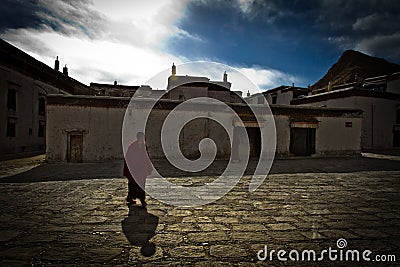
[0,155,399,266]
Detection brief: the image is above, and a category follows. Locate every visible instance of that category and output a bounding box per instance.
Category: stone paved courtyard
[0,154,399,266]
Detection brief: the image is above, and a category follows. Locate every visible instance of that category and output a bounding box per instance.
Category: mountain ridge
[312,50,400,91]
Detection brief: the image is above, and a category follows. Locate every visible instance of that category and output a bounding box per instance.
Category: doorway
[394,110,400,147]
[245,127,261,158]
[68,132,83,162]
[394,125,400,147]
[290,127,316,156]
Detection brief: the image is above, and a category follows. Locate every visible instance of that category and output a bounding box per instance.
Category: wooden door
[68,133,83,162]
[245,127,261,158]
[290,128,315,156]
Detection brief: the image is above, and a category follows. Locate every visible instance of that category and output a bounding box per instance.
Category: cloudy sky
[1,0,399,91]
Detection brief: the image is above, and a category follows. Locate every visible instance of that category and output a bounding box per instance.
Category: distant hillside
[312,50,400,91]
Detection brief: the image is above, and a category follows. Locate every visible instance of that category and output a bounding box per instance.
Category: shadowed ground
[0,153,399,265]
[1,152,400,183]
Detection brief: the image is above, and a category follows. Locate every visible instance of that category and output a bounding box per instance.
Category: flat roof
[47,94,363,117]
[90,82,140,90]
[291,88,400,105]
[263,85,308,94]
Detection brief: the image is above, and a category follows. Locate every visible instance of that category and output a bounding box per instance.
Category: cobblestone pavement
[0,156,399,266]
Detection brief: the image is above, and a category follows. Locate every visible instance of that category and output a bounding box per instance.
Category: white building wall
[274,114,361,157]
[276,91,293,105]
[46,99,362,161]
[46,105,125,162]
[387,79,400,94]
[47,104,241,161]
[298,96,398,149]
[316,116,361,155]
[245,94,264,104]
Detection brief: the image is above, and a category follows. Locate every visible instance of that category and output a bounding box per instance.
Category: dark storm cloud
[0,0,105,38]
[191,0,400,61]
[314,0,400,34]
[0,0,43,32]
[233,0,400,35]
[255,0,400,61]
[315,0,400,60]
[0,0,109,68]
[35,0,106,38]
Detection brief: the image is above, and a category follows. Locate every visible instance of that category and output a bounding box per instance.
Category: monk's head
[136,132,145,144]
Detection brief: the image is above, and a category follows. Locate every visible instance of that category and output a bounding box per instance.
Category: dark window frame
[7,89,16,111]
[271,94,277,104]
[396,109,400,125]
[38,96,46,115]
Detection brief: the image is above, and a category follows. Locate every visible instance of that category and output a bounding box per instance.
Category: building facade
[292,88,400,150]
[0,39,93,160]
[46,95,362,162]
[246,85,310,105]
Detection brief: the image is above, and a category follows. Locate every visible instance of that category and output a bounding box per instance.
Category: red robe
[123,141,152,197]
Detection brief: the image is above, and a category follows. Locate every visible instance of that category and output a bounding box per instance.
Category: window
[38,121,45,137]
[6,117,16,137]
[7,89,16,111]
[271,94,277,104]
[38,97,45,115]
[396,109,400,124]
[345,122,353,128]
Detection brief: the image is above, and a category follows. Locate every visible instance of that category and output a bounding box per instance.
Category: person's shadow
[121,204,159,257]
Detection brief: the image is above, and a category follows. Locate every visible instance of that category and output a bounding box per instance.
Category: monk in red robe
[123,132,153,207]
